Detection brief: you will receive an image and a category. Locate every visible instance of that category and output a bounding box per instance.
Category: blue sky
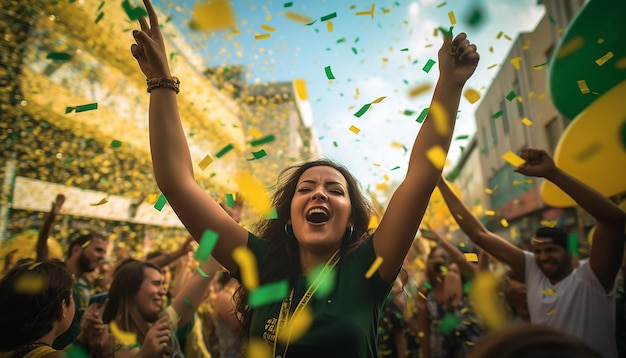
[154,0,545,191]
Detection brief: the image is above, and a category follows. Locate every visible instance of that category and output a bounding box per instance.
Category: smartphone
[89,292,108,305]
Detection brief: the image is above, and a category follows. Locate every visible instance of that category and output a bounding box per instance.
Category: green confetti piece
[95,11,104,24]
[548,15,556,24]
[47,52,72,61]
[248,149,267,160]
[264,207,278,219]
[321,12,337,21]
[324,65,336,80]
[195,230,219,262]
[403,109,415,116]
[422,59,436,73]
[493,110,503,118]
[249,134,275,146]
[336,37,346,43]
[307,264,336,298]
[354,37,360,43]
[226,193,235,207]
[196,266,210,278]
[416,107,429,123]
[459,145,465,154]
[183,298,193,309]
[533,62,547,68]
[412,59,419,65]
[215,143,234,158]
[249,280,289,307]
[506,90,517,101]
[466,6,483,26]
[332,141,338,147]
[354,103,371,117]
[97,1,105,12]
[65,107,75,114]
[351,47,358,55]
[110,140,122,148]
[153,193,167,211]
[455,134,469,140]
[463,280,472,293]
[438,313,461,334]
[75,103,98,113]
[283,1,293,7]
[567,233,580,256]
[121,0,148,21]
[421,280,432,290]
[400,48,409,51]
[390,166,401,170]
[305,19,317,26]
[438,26,454,39]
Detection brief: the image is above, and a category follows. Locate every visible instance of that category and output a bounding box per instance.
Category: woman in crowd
[129,0,479,355]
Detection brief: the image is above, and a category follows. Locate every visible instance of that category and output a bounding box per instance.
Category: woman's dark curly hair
[234,159,375,336]
[0,259,73,350]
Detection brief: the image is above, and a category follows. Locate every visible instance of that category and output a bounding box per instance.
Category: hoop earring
[284,223,294,238]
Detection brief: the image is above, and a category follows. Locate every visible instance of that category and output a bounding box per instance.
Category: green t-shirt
[238,233,394,358]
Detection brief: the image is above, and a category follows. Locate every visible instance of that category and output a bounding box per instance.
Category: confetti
[324,65,336,80]
[430,101,449,136]
[348,125,361,134]
[567,233,579,256]
[248,149,267,160]
[13,274,45,295]
[365,256,384,278]
[247,339,271,358]
[46,52,72,61]
[277,306,314,343]
[422,59,436,73]
[426,145,446,169]
[416,108,429,123]
[95,12,104,24]
[235,172,272,216]
[485,210,495,216]
[80,241,92,249]
[438,312,461,334]
[109,321,137,345]
[121,0,148,21]
[195,230,219,262]
[284,11,313,24]
[577,80,590,94]
[196,266,210,278]
[487,63,498,70]
[502,151,526,167]
[66,103,98,114]
[233,246,259,290]
[510,57,522,70]
[283,2,293,8]
[90,197,108,206]
[493,110,503,118]
[408,83,432,98]
[215,143,234,158]
[254,33,270,40]
[307,263,336,297]
[153,193,167,211]
[556,36,584,59]
[464,253,478,262]
[371,96,387,104]
[469,271,506,330]
[198,155,214,170]
[447,11,456,25]
[354,103,371,118]
[110,140,122,148]
[264,208,278,219]
[189,0,236,31]
[327,21,333,32]
[355,4,375,19]
[260,24,275,32]
[455,134,469,140]
[321,12,337,21]
[500,218,509,227]
[226,193,235,207]
[505,91,516,101]
[249,134,275,146]
[463,88,481,104]
[249,280,289,307]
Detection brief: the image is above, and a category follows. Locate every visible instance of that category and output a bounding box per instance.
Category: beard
[78,251,96,273]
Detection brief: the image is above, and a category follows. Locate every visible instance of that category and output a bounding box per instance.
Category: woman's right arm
[131,0,247,272]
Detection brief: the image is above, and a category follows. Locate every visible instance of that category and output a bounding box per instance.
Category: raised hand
[141,315,171,357]
[420,228,443,243]
[438,32,480,87]
[130,0,171,79]
[514,148,557,178]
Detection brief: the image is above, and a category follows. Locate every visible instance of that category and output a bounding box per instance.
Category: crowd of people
[1,0,625,357]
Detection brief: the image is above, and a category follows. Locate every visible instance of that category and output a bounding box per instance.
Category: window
[545,117,560,153]
[501,100,510,134]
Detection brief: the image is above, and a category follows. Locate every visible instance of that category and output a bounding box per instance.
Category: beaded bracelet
[146,76,180,94]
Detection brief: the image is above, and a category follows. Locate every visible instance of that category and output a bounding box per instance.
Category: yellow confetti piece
[365,256,384,278]
[371,96,387,104]
[510,57,522,70]
[464,253,478,262]
[408,83,432,98]
[235,172,272,216]
[13,274,45,295]
[496,31,503,39]
[327,20,333,32]
[469,271,506,330]
[503,34,512,41]
[463,88,481,104]
[233,246,259,290]
[487,63,498,70]
[426,145,447,170]
[260,24,275,32]
[254,33,270,40]
[190,0,237,32]
[418,291,427,301]
[348,125,360,134]
[456,214,463,220]
[430,101,449,136]
[278,306,314,343]
[368,215,379,230]
[546,309,557,316]
[616,57,626,69]
[485,210,495,216]
[198,155,214,170]
[437,2,447,8]
[500,218,509,227]
[536,92,546,101]
[90,197,108,206]
[540,288,556,296]
[284,11,313,24]
[448,11,456,25]
[109,321,137,346]
[414,257,425,270]
[246,339,271,358]
[576,79,590,94]
[502,151,526,167]
[556,36,584,59]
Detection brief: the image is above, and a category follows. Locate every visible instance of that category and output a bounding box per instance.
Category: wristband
[146,77,180,94]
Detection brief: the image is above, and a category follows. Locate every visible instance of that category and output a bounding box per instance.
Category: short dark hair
[66,232,108,259]
[533,227,568,250]
[0,260,73,350]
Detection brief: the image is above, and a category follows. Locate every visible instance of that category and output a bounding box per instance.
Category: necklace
[9,342,52,358]
[272,250,341,358]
